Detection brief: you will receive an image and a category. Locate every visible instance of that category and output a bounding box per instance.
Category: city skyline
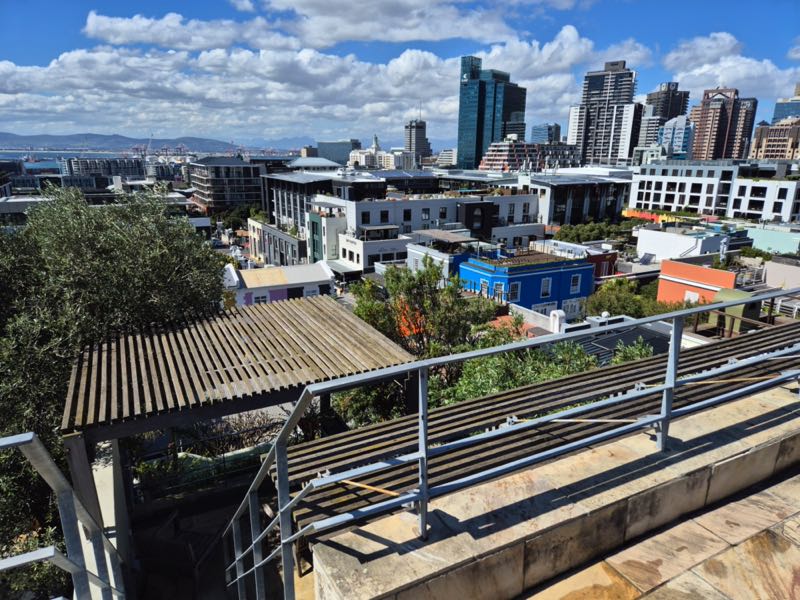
[1,0,799,148]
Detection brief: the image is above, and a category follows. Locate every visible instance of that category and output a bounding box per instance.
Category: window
[570,274,581,294]
[422,208,430,220]
[380,210,389,224]
[403,209,412,221]
[439,207,447,219]
[540,277,552,299]
[361,211,370,224]
[493,282,504,302]
[508,282,521,302]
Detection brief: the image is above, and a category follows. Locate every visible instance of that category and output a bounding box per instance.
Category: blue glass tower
[772,86,800,123]
[457,56,527,169]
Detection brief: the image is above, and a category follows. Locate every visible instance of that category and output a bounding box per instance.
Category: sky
[1,0,799,149]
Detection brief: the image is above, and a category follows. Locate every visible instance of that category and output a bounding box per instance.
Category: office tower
[457,55,527,169]
[567,60,641,165]
[690,88,758,160]
[659,115,694,159]
[646,82,689,121]
[317,139,361,165]
[530,123,561,144]
[772,83,800,124]
[404,120,432,166]
[750,117,800,160]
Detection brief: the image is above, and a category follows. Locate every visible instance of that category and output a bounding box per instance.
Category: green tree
[434,341,598,406]
[0,185,225,598]
[611,336,654,365]
[585,278,686,319]
[352,255,496,358]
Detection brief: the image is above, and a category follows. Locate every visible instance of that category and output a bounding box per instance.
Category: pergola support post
[64,433,104,529]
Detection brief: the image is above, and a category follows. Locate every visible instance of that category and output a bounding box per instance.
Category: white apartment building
[308,193,545,273]
[630,161,800,222]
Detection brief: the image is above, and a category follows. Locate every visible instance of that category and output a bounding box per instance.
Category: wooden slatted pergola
[62,295,413,443]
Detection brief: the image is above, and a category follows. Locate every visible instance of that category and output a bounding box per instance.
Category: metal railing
[222,287,800,600]
[0,433,125,599]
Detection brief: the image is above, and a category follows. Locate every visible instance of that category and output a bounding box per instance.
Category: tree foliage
[611,336,654,365]
[553,219,642,244]
[585,278,686,319]
[0,185,225,598]
[352,255,497,358]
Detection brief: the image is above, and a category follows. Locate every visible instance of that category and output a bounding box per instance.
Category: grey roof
[265,172,334,184]
[528,174,630,186]
[191,156,249,166]
[288,157,342,168]
[373,170,436,179]
[412,229,476,243]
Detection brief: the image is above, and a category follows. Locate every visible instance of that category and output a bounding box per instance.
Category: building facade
[645,82,689,121]
[659,115,694,159]
[60,157,145,179]
[404,120,432,166]
[478,136,579,171]
[457,56,527,169]
[630,161,800,222]
[459,252,594,318]
[530,123,561,144]
[247,217,308,266]
[567,61,641,166]
[188,157,263,212]
[317,139,361,165]
[749,117,800,160]
[772,83,800,124]
[690,88,757,160]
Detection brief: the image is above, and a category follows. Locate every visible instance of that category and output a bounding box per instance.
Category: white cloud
[264,0,514,47]
[593,38,653,70]
[663,32,742,72]
[789,39,800,60]
[83,11,298,51]
[663,33,800,107]
[229,0,256,11]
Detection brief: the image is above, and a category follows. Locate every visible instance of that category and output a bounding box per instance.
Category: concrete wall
[636,228,722,262]
[765,259,800,289]
[657,260,736,303]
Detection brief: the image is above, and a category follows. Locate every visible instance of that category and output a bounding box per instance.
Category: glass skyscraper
[772,83,800,124]
[457,56,527,169]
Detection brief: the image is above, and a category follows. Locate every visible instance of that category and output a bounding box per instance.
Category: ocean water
[0,151,127,160]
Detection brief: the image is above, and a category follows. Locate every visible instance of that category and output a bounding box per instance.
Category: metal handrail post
[230,517,247,599]
[417,366,430,540]
[276,438,295,600]
[249,490,267,600]
[658,315,684,451]
[56,491,92,599]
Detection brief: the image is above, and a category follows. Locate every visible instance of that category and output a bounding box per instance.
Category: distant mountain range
[0,132,239,152]
[0,131,458,154]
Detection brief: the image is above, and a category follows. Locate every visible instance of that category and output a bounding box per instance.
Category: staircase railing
[221,286,800,600]
[0,432,125,599]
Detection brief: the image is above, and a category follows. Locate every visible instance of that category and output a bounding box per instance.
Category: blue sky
[1,0,798,148]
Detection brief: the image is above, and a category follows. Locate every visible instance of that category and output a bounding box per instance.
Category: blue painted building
[459,251,594,319]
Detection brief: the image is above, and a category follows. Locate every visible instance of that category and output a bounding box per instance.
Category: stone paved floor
[523,469,800,600]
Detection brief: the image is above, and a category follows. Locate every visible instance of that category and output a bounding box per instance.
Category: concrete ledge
[313,385,800,600]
